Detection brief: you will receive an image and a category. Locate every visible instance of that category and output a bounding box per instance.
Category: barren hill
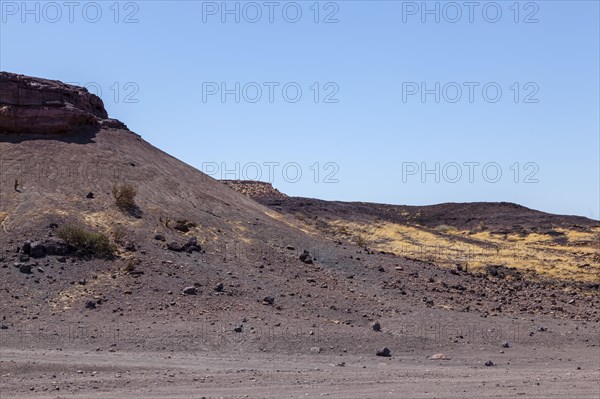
[1,73,598,399]
[225,181,599,283]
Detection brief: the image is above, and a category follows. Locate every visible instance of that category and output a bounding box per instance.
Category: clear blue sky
[1,1,598,219]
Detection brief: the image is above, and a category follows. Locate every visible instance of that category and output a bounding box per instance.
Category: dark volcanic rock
[262,296,275,305]
[167,242,183,252]
[299,250,314,264]
[21,241,31,255]
[0,72,126,134]
[376,347,391,357]
[372,321,381,332]
[29,241,46,258]
[45,240,69,256]
[19,264,32,274]
[183,286,198,295]
[183,237,201,253]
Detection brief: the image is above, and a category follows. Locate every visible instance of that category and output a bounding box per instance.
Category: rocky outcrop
[0,72,126,134]
[221,180,288,200]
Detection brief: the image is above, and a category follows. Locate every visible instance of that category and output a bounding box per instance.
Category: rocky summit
[0,72,125,134]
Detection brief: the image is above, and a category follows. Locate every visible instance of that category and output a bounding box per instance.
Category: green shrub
[112,183,137,212]
[57,225,116,258]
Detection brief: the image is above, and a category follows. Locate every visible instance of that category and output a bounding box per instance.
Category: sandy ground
[2,331,599,399]
[1,348,599,398]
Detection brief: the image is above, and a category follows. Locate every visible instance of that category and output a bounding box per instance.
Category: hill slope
[1,72,599,399]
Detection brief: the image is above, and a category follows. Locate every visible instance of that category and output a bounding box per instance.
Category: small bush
[112,183,137,212]
[56,225,116,258]
[111,226,127,243]
[124,258,138,273]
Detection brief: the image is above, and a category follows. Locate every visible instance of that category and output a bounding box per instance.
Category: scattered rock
[299,250,313,264]
[29,241,46,258]
[429,353,451,360]
[372,321,381,332]
[167,242,183,252]
[214,283,224,292]
[173,221,191,233]
[538,326,547,332]
[502,342,510,348]
[154,234,166,241]
[185,243,201,253]
[183,237,202,254]
[86,192,94,199]
[85,301,97,309]
[183,286,198,295]
[262,296,275,305]
[376,347,391,357]
[167,237,201,253]
[310,347,322,353]
[286,246,295,250]
[19,264,32,274]
[21,241,31,255]
[234,325,243,333]
[484,360,495,367]
[47,241,69,256]
[124,241,136,252]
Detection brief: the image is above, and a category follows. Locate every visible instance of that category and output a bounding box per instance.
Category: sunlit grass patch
[326,220,599,283]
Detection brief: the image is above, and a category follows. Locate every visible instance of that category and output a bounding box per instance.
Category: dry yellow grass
[81,210,144,231]
[328,220,599,283]
[51,271,116,310]
[263,209,318,236]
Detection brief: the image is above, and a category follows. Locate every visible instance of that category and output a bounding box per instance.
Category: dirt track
[2,344,599,398]
[2,309,599,398]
